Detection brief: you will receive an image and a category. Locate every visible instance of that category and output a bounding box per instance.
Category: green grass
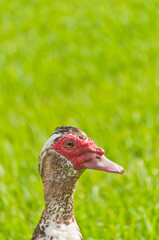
[0,0,159,239]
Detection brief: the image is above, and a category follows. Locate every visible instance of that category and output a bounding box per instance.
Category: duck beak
[82,154,125,175]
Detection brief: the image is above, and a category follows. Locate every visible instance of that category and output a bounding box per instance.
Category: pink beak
[82,154,125,175]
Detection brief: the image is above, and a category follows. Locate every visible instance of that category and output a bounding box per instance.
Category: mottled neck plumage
[43,168,80,224]
[31,149,84,240]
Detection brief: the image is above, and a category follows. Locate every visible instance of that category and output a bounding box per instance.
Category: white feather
[41,133,62,152]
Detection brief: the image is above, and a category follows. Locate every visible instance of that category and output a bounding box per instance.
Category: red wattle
[52,135,105,169]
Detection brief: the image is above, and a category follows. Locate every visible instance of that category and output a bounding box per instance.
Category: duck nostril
[96,156,101,160]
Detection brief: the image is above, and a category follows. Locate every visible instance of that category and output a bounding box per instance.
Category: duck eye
[64,140,75,149]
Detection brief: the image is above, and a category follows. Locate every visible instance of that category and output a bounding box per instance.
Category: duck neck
[31,151,84,240]
[31,171,84,240]
[42,171,80,225]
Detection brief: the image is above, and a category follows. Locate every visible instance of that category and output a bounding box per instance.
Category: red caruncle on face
[52,135,105,169]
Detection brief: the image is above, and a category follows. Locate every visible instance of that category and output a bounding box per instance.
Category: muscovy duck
[31,126,124,240]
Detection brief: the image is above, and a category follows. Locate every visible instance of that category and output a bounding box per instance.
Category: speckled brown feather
[31,127,86,240]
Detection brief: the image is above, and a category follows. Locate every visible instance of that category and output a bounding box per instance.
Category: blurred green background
[0,0,159,239]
